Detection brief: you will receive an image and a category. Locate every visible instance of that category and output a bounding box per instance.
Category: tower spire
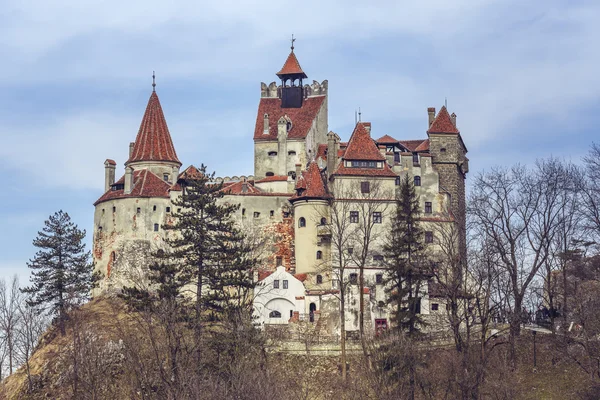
[291,34,296,52]
[152,71,156,92]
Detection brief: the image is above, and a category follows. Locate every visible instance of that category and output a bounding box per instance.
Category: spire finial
[152,71,156,92]
[358,107,362,122]
[445,97,447,108]
[291,34,296,52]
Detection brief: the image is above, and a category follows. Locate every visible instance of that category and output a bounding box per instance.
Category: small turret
[276,36,308,108]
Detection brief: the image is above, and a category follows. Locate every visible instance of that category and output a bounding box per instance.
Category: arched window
[266,172,275,177]
[320,217,327,225]
[298,217,306,228]
[316,274,323,284]
[316,251,322,260]
[269,310,281,318]
[414,176,421,186]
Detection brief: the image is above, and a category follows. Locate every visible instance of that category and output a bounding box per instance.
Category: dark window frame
[349,211,359,223]
[373,212,382,224]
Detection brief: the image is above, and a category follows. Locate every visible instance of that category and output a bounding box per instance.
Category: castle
[92,44,468,336]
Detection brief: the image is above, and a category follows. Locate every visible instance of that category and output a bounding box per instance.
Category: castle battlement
[260,80,328,99]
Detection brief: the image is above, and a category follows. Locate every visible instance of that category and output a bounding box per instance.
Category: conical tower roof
[290,161,331,201]
[276,51,307,79]
[127,91,181,166]
[427,106,460,134]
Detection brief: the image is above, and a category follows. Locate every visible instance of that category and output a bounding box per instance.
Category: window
[270,210,274,217]
[268,151,277,157]
[320,217,327,225]
[153,205,157,212]
[266,172,275,177]
[395,176,401,186]
[431,303,439,311]
[242,208,246,216]
[154,223,159,232]
[425,231,434,243]
[376,274,383,284]
[414,176,421,186]
[98,226,102,232]
[288,151,297,156]
[102,209,105,214]
[253,212,260,218]
[350,273,358,284]
[177,208,181,213]
[413,153,419,164]
[316,275,323,284]
[137,207,141,214]
[425,202,432,214]
[316,250,322,260]
[163,174,169,182]
[394,152,400,163]
[349,211,359,223]
[273,280,280,289]
[378,301,385,308]
[269,310,281,318]
[283,280,288,289]
[298,217,306,227]
[112,206,116,213]
[440,148,447,153]
[373,255,384,262]
[166,207,171,213]
[361,181,370,193]
[276,256,283,266]
[373,212,382,223]
[347,247,354,255]
[288,171,296,180]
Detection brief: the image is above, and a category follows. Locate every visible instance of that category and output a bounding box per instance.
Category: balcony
[317,224,332,237]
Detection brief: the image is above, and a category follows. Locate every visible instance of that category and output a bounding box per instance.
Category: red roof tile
[415,139,430,152]
[316,144,328,161]
[332,164,398,178]
[343,123,386,161]
[376,134,398,143]
[427,106,460,134]
[257,270,274,281]
[276,51,307,78]
[290,161,331,201]
[399,140,427,152]
[94,169,172,205]
[254,96,325,141]
[255,175,289,183]
[178,165,203,180]
[222,181,263,195]
[294,273,308,282]
[127,91,181,166]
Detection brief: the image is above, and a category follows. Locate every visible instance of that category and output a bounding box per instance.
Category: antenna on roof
[152,71,156,92]
[358,107,362,122]
[291,34,296,52]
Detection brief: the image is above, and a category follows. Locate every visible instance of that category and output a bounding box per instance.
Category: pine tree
[163,165,255,339]
[383,175,429,336]
[22,210,94,335]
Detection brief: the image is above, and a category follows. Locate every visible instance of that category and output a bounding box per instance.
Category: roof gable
[376,134,398,144]
[342,123,385,161]
[127,91,181,165]
[427,106,459,134]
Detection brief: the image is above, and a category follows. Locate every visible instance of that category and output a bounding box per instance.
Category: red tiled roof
[415,139,430,152]
[290,161,331,201]
[294,273,308,282]
[105,159,116,166]
[94,169,172,205]
[221,181,263,195]
[376,134,398,143]
[316,144,327,161]
[343,123,386,161]
[127,92,181,166]
[178,165,203,180]
[276,51,307,78]
[427,106,460,134]
[254,96,325,141]
[399,140,426,152]
[258,270,274,281]
[255,175,289,183]
[332,164,398,178]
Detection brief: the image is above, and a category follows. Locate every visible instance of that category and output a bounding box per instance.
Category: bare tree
[469,158,572,366]
[0,276,22,377]
[581,143,600,241]
[15,297,47,393]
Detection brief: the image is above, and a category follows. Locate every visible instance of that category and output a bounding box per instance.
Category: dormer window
[350,160,378,168]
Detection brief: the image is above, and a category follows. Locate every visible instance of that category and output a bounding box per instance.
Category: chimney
[451,112,457,127]
[363,122,371,134]
[129,142,135,158]
[295,163,302,183]
[326,131,340,179]
[124,167,133,194]
[172,166,179,183]
[242,177,248,194]
[263,113,269,134]
[428,107,436,127]
[104,159,116,192]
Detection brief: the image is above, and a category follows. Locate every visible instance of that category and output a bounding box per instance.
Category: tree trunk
[340,298,347,381]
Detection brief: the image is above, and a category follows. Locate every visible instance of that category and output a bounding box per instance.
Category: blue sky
[1,0,599,282]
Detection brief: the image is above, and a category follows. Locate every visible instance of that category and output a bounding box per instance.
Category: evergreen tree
[383,175,429,336]
[162,165,255,339]
[22,210,94,335]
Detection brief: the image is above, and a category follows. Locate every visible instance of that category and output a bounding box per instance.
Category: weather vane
[291,34,296,52]
[152,71,156,92]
